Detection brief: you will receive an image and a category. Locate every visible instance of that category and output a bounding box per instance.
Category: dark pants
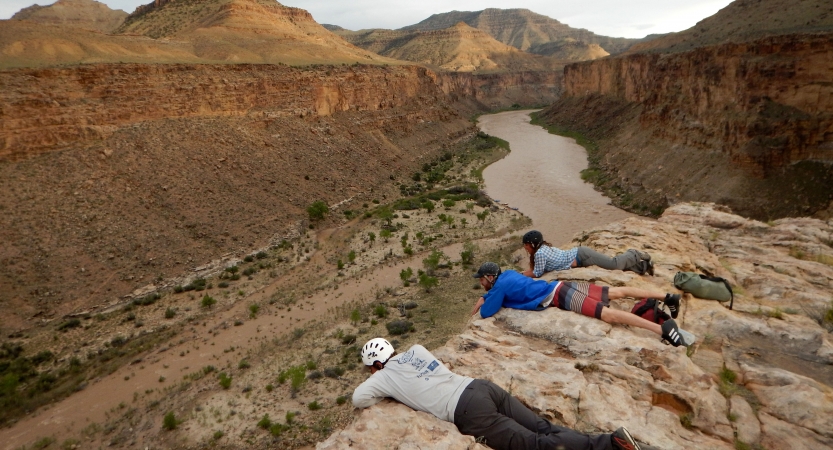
[576,247,644,273]
[453,379,613,450]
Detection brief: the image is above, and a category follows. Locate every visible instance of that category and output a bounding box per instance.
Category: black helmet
[472,262,501,278]
[522,230,543,246]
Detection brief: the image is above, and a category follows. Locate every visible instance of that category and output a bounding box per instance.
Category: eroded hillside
[0,63,477,332]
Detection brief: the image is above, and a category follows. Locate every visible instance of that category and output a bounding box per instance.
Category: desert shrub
[307,371,322,380]
[270,423,288,436]
[308,400,322,410]
[201,295,216,308]
[278,365,306,393]
[218,372,232,389]
[238,359,250,370]
[213,430,224,440]
[256,251,268,259]
[163,411,179,430]
[133,293,161,307]
[307,201,329,221]
[257,414,271,429]
[218,281,229,288]
[350,309,361,325]
[164,308,176,319]
[418,273,439,292]
[249,304,259,318]
[323,367,345,378]
[373,304,388,318]
[242,267,256,276]
[386,319,414,336]
[58,319,81,332]
[337,259,344,270]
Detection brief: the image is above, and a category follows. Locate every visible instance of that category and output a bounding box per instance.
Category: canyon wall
[0,64,561,161]
[540,32,833,219]
[438,70,562,109]
[0,64,444,161]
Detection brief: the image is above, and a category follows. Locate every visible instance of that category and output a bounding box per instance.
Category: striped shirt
[533,245,578,277]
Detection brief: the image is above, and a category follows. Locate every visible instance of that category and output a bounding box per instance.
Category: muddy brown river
[478,110,636,246]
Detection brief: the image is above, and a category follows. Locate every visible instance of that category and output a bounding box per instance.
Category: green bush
[307,200,329,221]
[218,372,232,389]
[308,400,322,410]
[418,273,439,292]
[374,304,388,318]
[163,411,179,430]
[201,295,216,308]
[164,308,176,319]
[257,414,271,429]
[270,423,288,436]
[336,395,347,405]
[256,251,268,259]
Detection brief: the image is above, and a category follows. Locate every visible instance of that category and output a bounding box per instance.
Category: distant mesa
[401,8,637,56]
[11,0,127,33]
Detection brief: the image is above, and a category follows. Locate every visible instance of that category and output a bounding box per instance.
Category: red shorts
[553,282,609,319]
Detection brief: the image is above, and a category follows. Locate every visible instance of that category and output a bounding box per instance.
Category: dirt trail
[478,110,637,246]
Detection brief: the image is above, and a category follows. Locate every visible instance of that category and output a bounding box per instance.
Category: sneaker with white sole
[661,319,683,347]
[664,294,681,319]
[611,426,641,450]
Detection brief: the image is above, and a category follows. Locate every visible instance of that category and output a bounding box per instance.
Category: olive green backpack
[673,272,734,310]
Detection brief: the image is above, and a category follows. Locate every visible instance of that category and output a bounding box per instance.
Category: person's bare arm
[470,297,485,316]
[522,269,534,277]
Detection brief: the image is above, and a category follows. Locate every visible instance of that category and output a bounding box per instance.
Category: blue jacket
[480,270,558,318]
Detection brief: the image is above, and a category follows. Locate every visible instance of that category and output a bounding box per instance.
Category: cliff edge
[320,203,833,449]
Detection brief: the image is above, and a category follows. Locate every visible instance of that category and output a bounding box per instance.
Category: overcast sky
[0,0,734,38]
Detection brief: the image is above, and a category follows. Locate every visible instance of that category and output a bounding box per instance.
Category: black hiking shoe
[664,294,681,319]
[611,426,641,450]
[661,319,683,347]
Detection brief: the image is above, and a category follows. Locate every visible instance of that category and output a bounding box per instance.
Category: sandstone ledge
[319,203,833,449]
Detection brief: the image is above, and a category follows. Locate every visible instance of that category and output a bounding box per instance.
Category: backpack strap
[633,300,655,318]
[699,275,734,310]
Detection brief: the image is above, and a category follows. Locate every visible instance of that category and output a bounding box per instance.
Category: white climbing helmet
[361,338,394,366]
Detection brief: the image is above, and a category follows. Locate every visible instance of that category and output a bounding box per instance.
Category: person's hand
[470,297,485,316]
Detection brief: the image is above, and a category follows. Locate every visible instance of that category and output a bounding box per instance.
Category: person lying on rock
[354,337,642,450]
[521,230,654,277]
[471,262,691,347]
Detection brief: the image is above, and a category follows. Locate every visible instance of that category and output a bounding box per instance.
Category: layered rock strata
[321,203,833,449]
[538,32,833,220]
